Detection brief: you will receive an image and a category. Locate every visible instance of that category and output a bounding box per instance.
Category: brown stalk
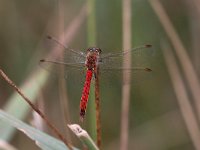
[0,69,72,149]
[95,67,101,148]
[149,0,200,120]
[162,43,200,150]
[120,0,132,149]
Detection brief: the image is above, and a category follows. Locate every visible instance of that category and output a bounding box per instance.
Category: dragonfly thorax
[85,47,101,70]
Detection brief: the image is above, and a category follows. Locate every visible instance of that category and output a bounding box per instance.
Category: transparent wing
[40,37,88,83]
[99,44,153,70]
[100,44,152,59]
[43,35,86,63]
[97,45,154,87]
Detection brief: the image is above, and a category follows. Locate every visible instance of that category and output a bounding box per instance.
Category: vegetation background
[0,0,200,150]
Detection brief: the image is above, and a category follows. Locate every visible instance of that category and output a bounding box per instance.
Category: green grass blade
[0,110,79,150]
[87,0,97,141]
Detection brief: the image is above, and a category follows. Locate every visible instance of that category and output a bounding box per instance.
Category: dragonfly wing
[44,36,87,63]
[99,45,153,69]
[97,47,153,87]
[41,36,88,78]
[39,59,85,77]
[100,44,153,59]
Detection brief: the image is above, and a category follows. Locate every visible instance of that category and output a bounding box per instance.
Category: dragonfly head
[87,47,101,55]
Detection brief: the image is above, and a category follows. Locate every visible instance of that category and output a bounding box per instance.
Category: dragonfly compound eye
[87,48,93,52]
[98,48,101,53]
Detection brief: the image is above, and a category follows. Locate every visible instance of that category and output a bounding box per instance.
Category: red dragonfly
[40,36,152,120]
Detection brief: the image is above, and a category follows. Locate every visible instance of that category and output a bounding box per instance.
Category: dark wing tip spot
[145,44,152,48]
[46,35,52,39]
[40,59,45,62]
[145,68,152,72]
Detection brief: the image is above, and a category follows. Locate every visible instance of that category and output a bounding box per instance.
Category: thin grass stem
[120,0,132,150]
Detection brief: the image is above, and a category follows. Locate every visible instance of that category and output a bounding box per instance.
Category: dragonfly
[40,36,152,120]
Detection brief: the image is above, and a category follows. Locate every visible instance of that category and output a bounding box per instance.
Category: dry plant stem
[95,67,101,148]
[149,0,200,120]
[162,44,200,150]
[120,0,132,149]
[0,69,72,149]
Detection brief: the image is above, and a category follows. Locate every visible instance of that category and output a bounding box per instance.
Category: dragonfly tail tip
[79,110,86,122]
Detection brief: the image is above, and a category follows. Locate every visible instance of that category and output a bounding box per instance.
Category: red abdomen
[80,69,93,120]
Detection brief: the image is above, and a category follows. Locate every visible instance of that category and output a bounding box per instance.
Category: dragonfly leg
[94,72,97,79]
[93,68,97,79]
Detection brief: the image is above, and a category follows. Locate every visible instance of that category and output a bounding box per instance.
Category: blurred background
[0,0,200,150]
